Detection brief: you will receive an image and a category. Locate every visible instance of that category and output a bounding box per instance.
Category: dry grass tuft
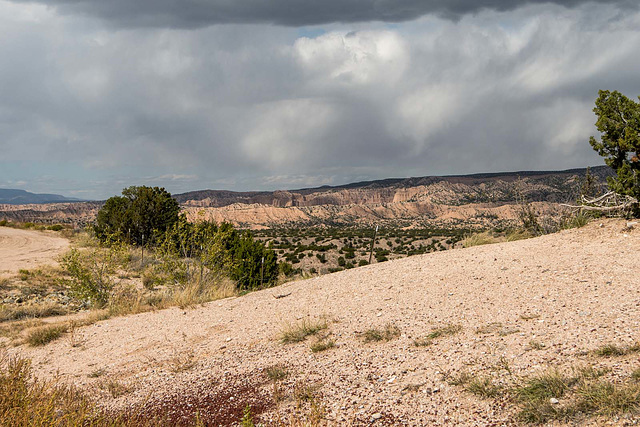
[427,324,462,339]
[448,364,640,425]
[0,303,69,322]
[99,379,132,398]
[528,340,546,350]
[310,338,335,353]
[168,350,197,373]
[264,365,289,382]
[361,322,400,343]
[25,324,68,346]
[462,232,500,248]
[0,354,96,425]
[280,319,328,344]
[592,343,640,357]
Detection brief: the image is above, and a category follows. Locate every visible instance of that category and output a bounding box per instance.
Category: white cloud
[294,30,408,86]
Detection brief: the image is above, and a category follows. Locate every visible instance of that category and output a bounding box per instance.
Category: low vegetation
[0,219,69,231]
[0,303,67,322]
[257,225,468,276]
[448,363,640,424]
[462,232,499,248]
[592,342,640,357]
[415,324,462,347]
[280,318,328,344]
[25,324,67,346]
[310,338,335,353]
[0,355,98,426]
[426,324,462,339]
[361,322,400,343]
[0,354,282,426]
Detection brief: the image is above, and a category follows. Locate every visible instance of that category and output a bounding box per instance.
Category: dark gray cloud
[1,1,640,199]
[8,0,638,28]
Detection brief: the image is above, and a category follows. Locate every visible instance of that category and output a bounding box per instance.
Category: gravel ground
[9,218,640,425]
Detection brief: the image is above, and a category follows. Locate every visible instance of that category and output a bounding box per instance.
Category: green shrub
[59,245,127,308]
[160,216,278,291]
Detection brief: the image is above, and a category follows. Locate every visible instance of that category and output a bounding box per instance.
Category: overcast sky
[1,0,639,199]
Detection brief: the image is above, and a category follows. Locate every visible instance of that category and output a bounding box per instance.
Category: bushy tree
[229,232,278,291]
[160,215,278,290]
[95,186,180,245]
[589,90,640,199]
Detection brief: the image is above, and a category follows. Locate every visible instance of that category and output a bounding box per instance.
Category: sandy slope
[0,227,69,274]
[9,219,640,425]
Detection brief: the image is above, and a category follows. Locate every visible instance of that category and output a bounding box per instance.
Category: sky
[1,0,639,200]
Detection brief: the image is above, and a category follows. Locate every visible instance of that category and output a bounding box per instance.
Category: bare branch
[561,191,638,213]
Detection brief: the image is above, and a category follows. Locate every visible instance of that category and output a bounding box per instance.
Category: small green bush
[59,245,127,308]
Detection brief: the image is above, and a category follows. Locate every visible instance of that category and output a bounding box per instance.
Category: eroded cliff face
[178,169,601,229]
[0,167,611,229]
[0,202,101,226]
[181,199,561,230]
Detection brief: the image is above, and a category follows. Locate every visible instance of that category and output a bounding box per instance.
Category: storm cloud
[7,0,639,28]
[1,1,639,199]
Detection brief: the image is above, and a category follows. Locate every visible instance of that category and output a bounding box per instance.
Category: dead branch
[273,292,292,299]
[561,191,638,212]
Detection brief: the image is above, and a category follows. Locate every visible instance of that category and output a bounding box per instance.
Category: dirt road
[0,227,69,274]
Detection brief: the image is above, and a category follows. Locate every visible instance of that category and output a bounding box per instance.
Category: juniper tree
[589,90,640,200]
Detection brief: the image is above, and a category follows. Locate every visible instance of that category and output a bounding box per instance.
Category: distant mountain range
[0,188,81,205]
[175,165,614,229]
[0,166,614,228]
[174,166,614,208]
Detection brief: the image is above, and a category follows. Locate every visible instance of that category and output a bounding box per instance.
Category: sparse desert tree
[94,186,180,245]
[589,90,640,202]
